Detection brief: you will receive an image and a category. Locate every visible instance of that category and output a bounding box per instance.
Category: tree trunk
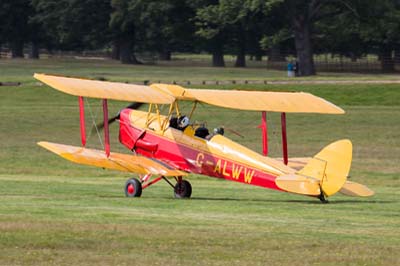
[255,54,262,61]
[235,36,246,67]
[235,49,246,67]
[209,35,225,67]
[119,38,142,64]
[11,41,24,58]
[350,53,357,62]
[394,48,400,67]
[292,16,315,76]
[130,53,142,64]
[158,50,171,61]
[211,38,225,67]
[111,40,120,60]
[212,50,225,67]
[119,40,132,64]
[29,41,39,59]
[381,48,395,72]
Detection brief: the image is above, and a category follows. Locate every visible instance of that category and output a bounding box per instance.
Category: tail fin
[276,139,352,197]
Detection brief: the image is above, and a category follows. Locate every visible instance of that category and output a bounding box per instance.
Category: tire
[174,180,192,198]
[125,178,142,197]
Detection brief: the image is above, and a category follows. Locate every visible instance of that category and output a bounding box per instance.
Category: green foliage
[1,0,400,73]
[110,0,135,33]
[196,0,274,39]
[0,0,32,51]
[358,0,400,47]
[260,29,290,50]
[32,0,111,50]
[195,0,280,66]
[109,0,196,62]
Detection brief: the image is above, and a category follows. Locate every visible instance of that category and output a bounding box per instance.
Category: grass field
[0,58,399,265]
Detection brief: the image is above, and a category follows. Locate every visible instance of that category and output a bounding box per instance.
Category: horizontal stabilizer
[275,174,321,196]
[340,181,374,197]
[38,141,186,177]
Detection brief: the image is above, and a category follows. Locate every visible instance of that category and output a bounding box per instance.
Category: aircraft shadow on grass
[98,194,392,205]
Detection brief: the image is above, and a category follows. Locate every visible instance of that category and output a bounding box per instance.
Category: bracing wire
[85,98,104,149]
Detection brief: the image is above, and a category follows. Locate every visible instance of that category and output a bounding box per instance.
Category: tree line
[1,0,400,76]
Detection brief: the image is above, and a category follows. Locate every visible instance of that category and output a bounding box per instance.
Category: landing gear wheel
[125,178,142,197]
[174,180,192,198]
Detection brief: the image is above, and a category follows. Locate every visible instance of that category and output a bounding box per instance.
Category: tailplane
[276,139,366,200]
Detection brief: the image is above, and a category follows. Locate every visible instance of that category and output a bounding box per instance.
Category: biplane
[34,73,374,202]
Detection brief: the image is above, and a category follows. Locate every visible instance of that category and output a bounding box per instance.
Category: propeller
[92,102,143,135]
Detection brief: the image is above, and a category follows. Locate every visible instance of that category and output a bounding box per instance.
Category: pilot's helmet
[213,127,224,135]
[178,115,190,128]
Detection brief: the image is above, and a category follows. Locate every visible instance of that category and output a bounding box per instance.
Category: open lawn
[0,58,399,265]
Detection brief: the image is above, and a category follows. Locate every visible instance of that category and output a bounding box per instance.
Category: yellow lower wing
[38,141,186,177]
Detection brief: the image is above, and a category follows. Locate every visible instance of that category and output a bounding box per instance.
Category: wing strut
[281,112,288,165]
[79,96,86,147]
[103,99,110,157]
[260,111,268,156]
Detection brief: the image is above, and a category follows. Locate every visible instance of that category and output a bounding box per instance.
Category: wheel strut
[318,192,329,203]
[142,176,163,189]
[162,176,175,189]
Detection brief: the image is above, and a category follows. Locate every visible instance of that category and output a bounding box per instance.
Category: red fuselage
[118,109,294,192]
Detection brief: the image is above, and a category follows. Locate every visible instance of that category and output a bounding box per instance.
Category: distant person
[287,61,294,77]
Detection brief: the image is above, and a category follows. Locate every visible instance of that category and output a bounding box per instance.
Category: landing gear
[125,178,142,197]
[318,192,329,203]
[174,180,192,198]
[124,176,192,199]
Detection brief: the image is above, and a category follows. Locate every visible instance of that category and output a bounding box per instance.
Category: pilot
[195,126,209,139]
[169,116,178,129]
[214,127,224,135]
[177,115,190,131]
[205,127,224,140]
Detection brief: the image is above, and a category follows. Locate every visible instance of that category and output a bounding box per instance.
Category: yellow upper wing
[186,89,344,114]
[150,84,344,114]
[35,74,343,114]
[34,73,175,104]
[38,141,187,177]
